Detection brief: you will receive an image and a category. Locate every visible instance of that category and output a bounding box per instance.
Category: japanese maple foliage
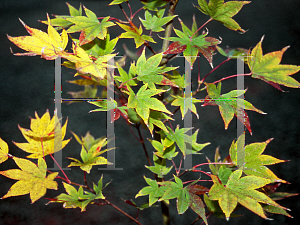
[1,0,299,224]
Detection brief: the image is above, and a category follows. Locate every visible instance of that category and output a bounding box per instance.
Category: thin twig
[136,123,153,166]
[105,199,143,225]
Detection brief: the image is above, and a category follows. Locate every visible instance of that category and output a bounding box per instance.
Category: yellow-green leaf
[0,138,9,164]
[7,15,68,60]
[248,36,300,90]
[0,157,58,203]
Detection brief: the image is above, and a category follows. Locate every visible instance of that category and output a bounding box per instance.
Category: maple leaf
[0,157,58,203]
[158,176,191,214]
[135,176,168,206]
[13,110,71,158]
[247,36,300,91]
[148,139,178,160]
[115,63,139,87]
[126,83,172,125]
[162,18,221,68]
[117,22,156,48]
[88,98,128,123]
[196,0,250,33]
[139,8,177,32]
[68,135,112,173]
[40,3,83,30]
[79,33,119,57]
[145,154,173,178]
[133,49,178,89]
[209,168,288,220]
[229,134,289,183]
[7,16,68,60]
[147,110,174,136]
[158,125,210,157]
[171,95,202,119]
[48,176,105,212]
[109,0,128,5]
[140,0,171,11]
[63,44,116,79]
[66,6,115,45]
[202,82,266,135]
[0,138,9,164]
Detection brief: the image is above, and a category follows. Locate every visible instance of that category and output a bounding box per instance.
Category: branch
[104,199,143,225]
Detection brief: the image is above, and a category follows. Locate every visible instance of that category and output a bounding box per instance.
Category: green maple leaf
[229,134,288,183]
[145,154,173,178]
[117,22,156,48]
[141,0,170,11]
[196,0,250,33]
[202,82,266,135]
[115,63,138,86]
[126,83,172,125]
[134,49,178,89]
[135,176,167,206]
[109,0,128,5]
[67,138,112,173]
[40,3,83,29]
[248,36,300,91]
[67,6,115,45]
[209,168,288,220]
[77,33,118,57]
[148,139,178,160]
[171,95,202,119]
[158,125,209,157]
[63,44,116,79]
[163,18,221,68]
[147,110,174,136]
[159,176,191,214]
[140,9,177,32]
[49,179,105,212]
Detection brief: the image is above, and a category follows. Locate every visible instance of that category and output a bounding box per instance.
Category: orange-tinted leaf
[0,157,58,203]
[7,16,68,60]
[248,36,300,90]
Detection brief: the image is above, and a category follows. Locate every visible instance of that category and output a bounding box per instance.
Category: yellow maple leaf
[0,138,9,164]
[7,14,68,60]
[63,44,116,79]
[13,111,71,158]
[0,157,58,203]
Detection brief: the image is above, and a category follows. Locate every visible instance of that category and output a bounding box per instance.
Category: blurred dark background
[0,0,299,224]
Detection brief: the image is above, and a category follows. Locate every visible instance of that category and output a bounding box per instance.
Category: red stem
[193,162,233,169]
[132,7,144,19]
[127,2,133,18]
[49,153,71,184]
[192,170,212,177]
[213,73,252,84]
[200,58,231,83]
[191,18,212,39]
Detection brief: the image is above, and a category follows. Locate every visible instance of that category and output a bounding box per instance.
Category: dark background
[0,0,300,224]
